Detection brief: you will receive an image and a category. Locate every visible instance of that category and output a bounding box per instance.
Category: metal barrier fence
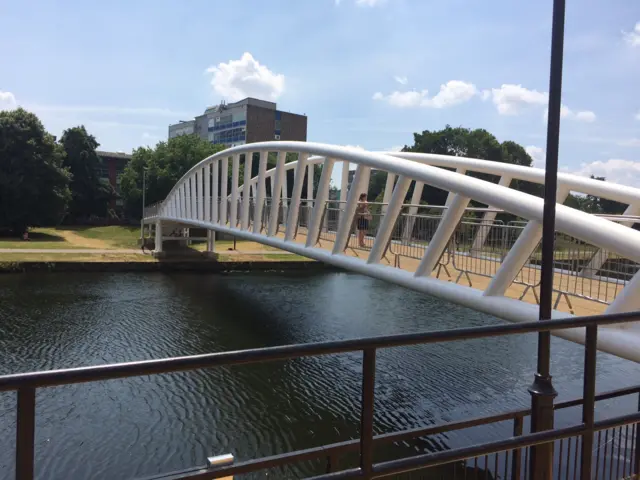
[1,311,639,480]
[148,197,639,308]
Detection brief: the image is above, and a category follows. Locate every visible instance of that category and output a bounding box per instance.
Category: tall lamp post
[140,168,148,241]
[529,0,566,478]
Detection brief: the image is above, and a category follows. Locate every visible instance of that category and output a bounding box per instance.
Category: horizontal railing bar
[371,412,640,478]
[306,469,364,480]
[1,311,638,391]
[139,384,640,479]
[555,384,640,410]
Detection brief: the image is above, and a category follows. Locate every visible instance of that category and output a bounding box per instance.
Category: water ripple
[1,272,639,479]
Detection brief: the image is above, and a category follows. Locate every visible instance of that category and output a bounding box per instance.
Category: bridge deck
[273,229,613,317]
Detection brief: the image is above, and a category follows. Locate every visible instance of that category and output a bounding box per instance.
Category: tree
[579,176,627,215]
[120,134,226,218]
[0,108,71,234]
[60,126,113,221]
[404,125,538,206]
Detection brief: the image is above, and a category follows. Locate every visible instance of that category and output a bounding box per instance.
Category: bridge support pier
[206,230,216,255]
[153,220,164,257]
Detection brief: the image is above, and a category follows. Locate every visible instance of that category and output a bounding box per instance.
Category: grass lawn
[0,253,155,263]
[0,226,141,250]
[66,225,141,248]
[0,228,83,249]
[0,252,310,264]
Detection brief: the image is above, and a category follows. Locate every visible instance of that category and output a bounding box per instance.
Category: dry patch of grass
[0,253,155,263]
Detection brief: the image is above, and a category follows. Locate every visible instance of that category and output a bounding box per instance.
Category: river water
[0,272,638,479]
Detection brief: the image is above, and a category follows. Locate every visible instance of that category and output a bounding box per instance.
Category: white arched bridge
[142,142,640,363]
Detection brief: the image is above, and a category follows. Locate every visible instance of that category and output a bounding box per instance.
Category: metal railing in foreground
[2,312,640,479]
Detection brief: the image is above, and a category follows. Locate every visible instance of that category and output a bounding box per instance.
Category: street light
[142,167,147,218]
[140,167,149,242]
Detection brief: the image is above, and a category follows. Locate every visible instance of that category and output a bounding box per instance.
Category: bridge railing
[153,188,639,313]
[141,142,640,360]
[2,311,639,480]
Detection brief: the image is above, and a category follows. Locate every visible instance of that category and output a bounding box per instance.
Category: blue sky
[1,0,639,185]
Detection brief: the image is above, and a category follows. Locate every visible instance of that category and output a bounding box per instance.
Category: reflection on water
[0,272,638,479]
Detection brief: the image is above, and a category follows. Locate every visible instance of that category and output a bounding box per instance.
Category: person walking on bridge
[356,193,371,248]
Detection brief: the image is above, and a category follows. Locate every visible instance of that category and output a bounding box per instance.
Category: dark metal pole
[511,416,524,480]
[360,348,376,479]
[634,393,640,475]
[579,325,597,479]
[16,387,36,480]
[528,0,566,477]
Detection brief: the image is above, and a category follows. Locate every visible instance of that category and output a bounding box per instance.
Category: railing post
[511,416,523,480]
[360,348,376,479]
[16,387,36,480]
[580,325,597,480]
[635,392,640,476]
[529,0,565,475]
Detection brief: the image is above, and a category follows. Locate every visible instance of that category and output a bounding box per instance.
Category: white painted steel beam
[470,176,512,251]
[333,164,371,254]
[445,168,466,206]
[212,160,219,223]
[268,151,286,237]
[402,181,425,240]
[241,153,253,230]
[253,151,268,234]
[484,187,569,297]
[220,157,229,225]
[146,141,640,363]
[285,153,309,241]
[580,203,640,278]
[381,173,396,216]
[150,214,640,364]
[205,165,211,222]
[306,158,335,247]
[415,193,470,276]
[229,155,239,227]
[368,175,411,264]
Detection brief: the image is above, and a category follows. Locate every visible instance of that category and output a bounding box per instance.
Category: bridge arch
[144,141,640,363]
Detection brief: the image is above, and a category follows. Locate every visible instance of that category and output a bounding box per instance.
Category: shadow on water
[1,271,639,479]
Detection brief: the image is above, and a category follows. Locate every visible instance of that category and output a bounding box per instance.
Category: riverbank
[0,226,329,272]
[0,259,333,273]
[0,251,332,273]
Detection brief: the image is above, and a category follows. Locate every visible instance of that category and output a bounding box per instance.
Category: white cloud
[574,159,640,188]
[574,110,597,122]
[635,111,640,121]
[372,80,477,108]
[525,146,546,167]
[623,22,640,47]
[544,105,597,123]
[0,91,17,111]
[489,84,547,115]
[372,89,429,107]
[206,52,285,102]
[394,76,408,85]
[388,145,403,152]
[427,81,478,108]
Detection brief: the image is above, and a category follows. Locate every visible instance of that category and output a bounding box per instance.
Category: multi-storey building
[97,151,131,212]
[168,97,307,148]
